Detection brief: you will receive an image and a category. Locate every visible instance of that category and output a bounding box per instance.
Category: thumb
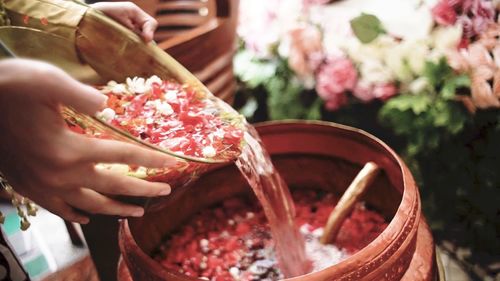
[141,19,158,42]
[0,59,106,116]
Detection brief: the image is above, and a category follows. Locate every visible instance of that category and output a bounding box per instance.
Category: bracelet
[0,172,38,231]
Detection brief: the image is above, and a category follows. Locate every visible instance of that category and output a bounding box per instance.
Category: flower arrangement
[237,0,499,115]
[235,0,499,156]
[235,0,500,269]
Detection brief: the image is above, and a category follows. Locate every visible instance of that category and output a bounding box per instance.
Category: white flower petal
[96,108,116,122]
[202,146,216,158]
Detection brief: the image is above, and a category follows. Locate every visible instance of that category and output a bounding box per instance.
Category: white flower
[126,77,150,94]
[154,100,174,116]
[428,49,446,64]
[371,35,399,55]
[109,164,130,175]
[275,0,303,32]
[95,163,130,175]
[423,0,440,6]
[384,45,412,82]
[112,83,127,94]
[101,80,128,95]
[408,77,431,94]
[277,32,292,58]
[385,4,434,40]
[384,39,429,80]
[165,90,178,102]
[145,75,163,88]
[406,40,430,75]
[432,24,463,53]
[320,14,355,57]
[229,267,240,279]
[202,146,216,158]
[96,108,116,122]
[132,167,148,178]
[199,239,209,248]
[343,35,399,66]
[339,38,363,62]
[359,59,394,84]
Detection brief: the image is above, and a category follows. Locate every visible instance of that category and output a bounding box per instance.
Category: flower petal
[471,75,500,108]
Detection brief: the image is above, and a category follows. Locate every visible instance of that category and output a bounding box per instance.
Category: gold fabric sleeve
[3,0,88,41]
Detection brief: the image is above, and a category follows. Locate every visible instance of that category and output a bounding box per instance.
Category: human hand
[90,1,158,42]
[0,58,175,224]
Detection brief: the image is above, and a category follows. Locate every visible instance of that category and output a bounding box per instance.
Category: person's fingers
[120,16,136,31]
[33,195,89,224]
[35,63,106,115]
[78,137,178,168]
[55,81,107,116]
[62,188,145,217]
[91,2,157,42]
[84,167,171,197]
[140,18,158,42]
[127,3,157,42]
[38,68,106,115]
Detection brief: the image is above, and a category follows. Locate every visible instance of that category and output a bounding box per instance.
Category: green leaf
[350,13,386,44]
[432,102,451,127]
[423,57,453,87]
[450,74,471,88]
[446,104,468,134]
[383,94,432,114]
[305,98,322,120]
[441,82,456,99]
[234,50,277,88]
[441,74,471,99]
[266,76,305,120]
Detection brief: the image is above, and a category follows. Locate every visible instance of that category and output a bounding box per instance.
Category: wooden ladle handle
[320,162,380,245]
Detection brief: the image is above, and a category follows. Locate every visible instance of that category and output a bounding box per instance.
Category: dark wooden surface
[133,0,240,103]
[81,215,120,281]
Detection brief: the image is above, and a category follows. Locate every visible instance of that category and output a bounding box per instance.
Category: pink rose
[315,57,357,110]
[449,0,495,40]
[323,93,348,111]
[288,25,324,79]
[372,83,398,101]
[352,81,374,102]
[353,81,398,102]
[432,0,458,26]
[462,0,495,20]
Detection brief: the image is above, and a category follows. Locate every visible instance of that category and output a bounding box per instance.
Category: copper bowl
[118,121,437,281]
